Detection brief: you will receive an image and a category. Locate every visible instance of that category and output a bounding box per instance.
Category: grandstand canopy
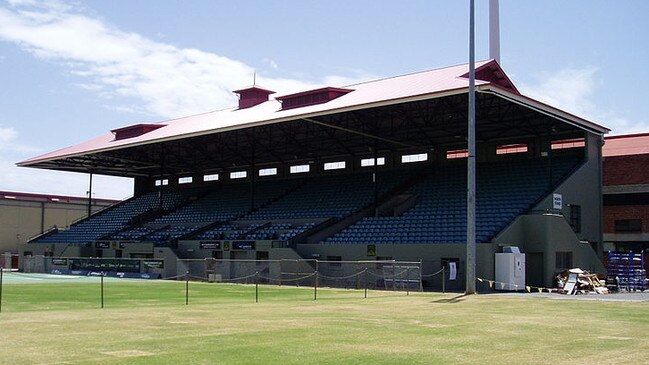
[19,60,608,178]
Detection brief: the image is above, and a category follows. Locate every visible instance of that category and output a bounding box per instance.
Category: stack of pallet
[556,268,608,295]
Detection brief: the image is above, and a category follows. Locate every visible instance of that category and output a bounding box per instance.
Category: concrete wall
[495,214,605,288]
[295,242,497,291]
[1,199,111,254]
[533,135,603,247]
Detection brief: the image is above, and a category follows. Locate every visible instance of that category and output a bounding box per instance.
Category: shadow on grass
[431,293,470,303]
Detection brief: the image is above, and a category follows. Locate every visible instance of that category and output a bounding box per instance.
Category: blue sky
[0,0,647,199]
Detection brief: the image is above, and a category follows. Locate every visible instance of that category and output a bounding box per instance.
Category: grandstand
[18,60,608,290]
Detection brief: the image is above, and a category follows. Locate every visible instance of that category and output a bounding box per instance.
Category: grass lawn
[0,279,648,364]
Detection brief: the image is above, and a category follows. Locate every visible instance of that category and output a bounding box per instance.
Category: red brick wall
[603,205,649,233]
[604,155,649,186]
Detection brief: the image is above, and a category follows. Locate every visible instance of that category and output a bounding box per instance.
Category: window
[155,179,169,186]
[290,164,310,174]
[555,252,573,269]
[178,176,193,184]
[324,161,346,170]
[569,205,581,233]
[552,138,585,150]
[259,168,277,176]
[361,157,385,167]
[446,149,468,159]
[203,174,219,182]
[401,153,428,163]
[614,219,642,232]
[230,171,247,179]
[496,144,528,155]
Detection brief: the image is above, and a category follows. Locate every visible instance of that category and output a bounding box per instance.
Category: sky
[0,0,647,199]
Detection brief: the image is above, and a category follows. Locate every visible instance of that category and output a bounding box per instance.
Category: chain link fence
[18,256,465,292]
[177,258,424,292]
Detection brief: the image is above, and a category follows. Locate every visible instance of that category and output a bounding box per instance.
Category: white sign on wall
[553,193,563,210]
[448,262,457,281]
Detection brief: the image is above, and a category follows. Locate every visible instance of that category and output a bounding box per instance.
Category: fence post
[406,267,410,296]
[185,271,189,305]
[100,273,104,309]
[364,268,368,299]
[314,260,319,301]
[255,271,259,303]
[356,263,360,290]
[419,259,423,292]
[314,270,318,301]
[442,265,446,294]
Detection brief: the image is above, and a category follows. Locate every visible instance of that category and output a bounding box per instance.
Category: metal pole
[314,260,319,300]
[87,172,93,218]
[419,259,423,292]
[489,0,501,64]
[406,267,410,296]
[255,271,259,303]
[442,265,446,294]
[314,270,318,301]
[466,0,477,295]
[185,271,189,305]
[100,273,104,309]
[364,268,368,299]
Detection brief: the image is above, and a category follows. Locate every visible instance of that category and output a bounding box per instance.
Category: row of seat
[325,156,581,244]
[34,156,581,246]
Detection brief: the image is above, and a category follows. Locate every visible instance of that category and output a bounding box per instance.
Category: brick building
[602,133,649,254]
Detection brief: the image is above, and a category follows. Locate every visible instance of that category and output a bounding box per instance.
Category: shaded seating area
[34,189,195,244]
[324,156,583,244]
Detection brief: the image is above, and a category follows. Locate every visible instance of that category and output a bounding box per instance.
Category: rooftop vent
[111,123,166,141]
[276,87,353,110]
[233,86,276,109]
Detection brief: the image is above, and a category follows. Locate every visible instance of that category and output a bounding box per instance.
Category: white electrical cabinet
[495,247,526,291]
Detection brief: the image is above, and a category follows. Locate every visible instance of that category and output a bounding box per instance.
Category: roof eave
[477,84,610,135]
[17,87,472,168]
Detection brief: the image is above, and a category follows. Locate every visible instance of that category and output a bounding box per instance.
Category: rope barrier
[219,272,261,283]
[476,277,555,293]
[365,268,411,279]
[258,272,317,283]
[421,268,444,278]
[318,269,367,281]
[188,274,208,281]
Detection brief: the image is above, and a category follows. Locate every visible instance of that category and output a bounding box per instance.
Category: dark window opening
[569,205,581,233]
[555,251,573,269]
[614,219,642,233]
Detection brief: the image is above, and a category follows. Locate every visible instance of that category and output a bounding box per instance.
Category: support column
[465,0,477,294]
[87,172,93,218]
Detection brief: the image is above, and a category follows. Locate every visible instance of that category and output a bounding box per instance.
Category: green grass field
[0,277,648,365]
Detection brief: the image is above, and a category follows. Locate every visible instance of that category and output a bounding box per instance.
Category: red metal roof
[603,133,649,157]
[111,123,166,141]
[19,60,607,167]
[276,87,353,110]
